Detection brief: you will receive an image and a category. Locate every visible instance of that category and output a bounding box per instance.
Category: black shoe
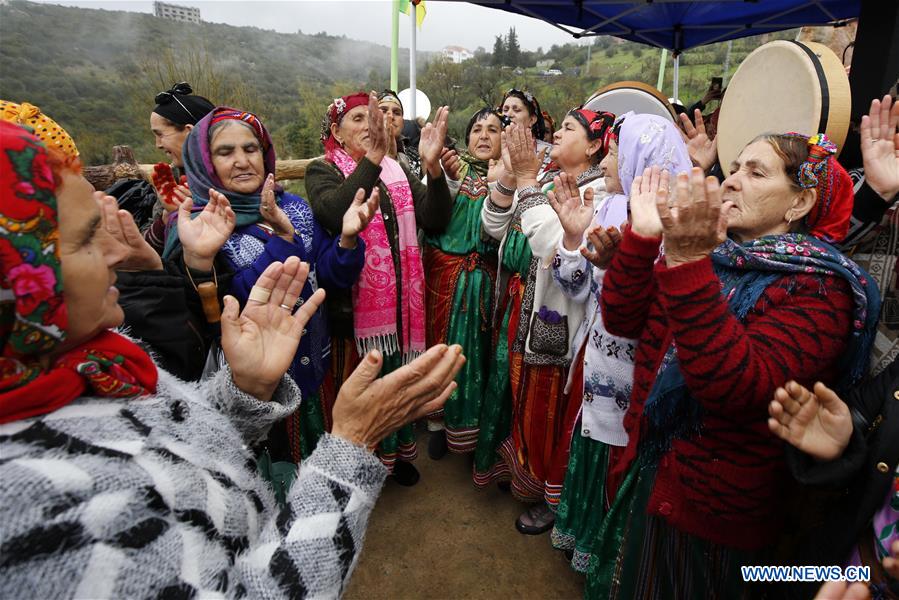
[515,504,555,535]
[428,430,448,460]
[391,460,420,487]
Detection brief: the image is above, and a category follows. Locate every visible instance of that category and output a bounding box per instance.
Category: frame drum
[717,40,851,171]
[584,81,677,123]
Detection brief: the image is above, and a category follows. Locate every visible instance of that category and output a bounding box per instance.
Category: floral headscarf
[615,112,694,197]
[788,132,854,244]
[320,92,370,154]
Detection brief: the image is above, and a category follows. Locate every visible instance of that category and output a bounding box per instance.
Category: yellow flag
[398,0,426,28]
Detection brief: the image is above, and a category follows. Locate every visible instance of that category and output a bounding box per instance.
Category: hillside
[0,1,807,167]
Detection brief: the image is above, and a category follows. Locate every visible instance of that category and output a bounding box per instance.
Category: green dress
[424,157,497,453]
[472,219,532,484]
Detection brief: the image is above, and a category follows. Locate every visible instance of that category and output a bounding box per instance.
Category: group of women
[0,71,897,599]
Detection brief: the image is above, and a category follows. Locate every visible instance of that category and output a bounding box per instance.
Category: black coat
[785,358,899,598]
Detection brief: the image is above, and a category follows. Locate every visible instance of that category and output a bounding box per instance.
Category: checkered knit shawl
[0,364,387,599]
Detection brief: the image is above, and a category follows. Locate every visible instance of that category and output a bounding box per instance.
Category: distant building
[154,1,201,24]
[442,45,473,64]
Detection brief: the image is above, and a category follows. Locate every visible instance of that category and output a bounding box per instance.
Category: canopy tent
[455,0,860,52]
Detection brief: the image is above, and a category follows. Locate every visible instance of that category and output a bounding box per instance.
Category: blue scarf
[642,233,881,458]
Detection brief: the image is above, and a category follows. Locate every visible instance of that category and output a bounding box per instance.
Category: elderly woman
[304,92,452,485]
[0,121,465,598]
[586,133,880,598]
[422,107,503,459]
[146,82,216,252]
[161,107,376,473]
[548,113,693,571]
[477,108,615,534]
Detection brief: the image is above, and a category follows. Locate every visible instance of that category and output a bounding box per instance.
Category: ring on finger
[280,303,293,311]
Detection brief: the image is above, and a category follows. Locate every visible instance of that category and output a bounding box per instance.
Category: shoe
[515,503,555,535]
[428,430,448,460]
[390,460,420,487]
[497,480,511,492]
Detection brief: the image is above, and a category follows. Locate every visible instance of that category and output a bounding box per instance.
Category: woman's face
[721,140,805,242]
[56,172,129,350]
[502,96,537,130]
[150,112,192,167]
[210,122,265,194]
[378,100,404,138]
[550,115,601,171]
[600,139,622,193]
[467,114,502,161]
[334,106,370,159]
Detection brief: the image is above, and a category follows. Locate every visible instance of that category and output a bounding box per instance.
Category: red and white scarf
[326,148,425,362]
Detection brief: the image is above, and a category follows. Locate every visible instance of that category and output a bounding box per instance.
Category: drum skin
[584,81,677,123]
[717,40,851,170]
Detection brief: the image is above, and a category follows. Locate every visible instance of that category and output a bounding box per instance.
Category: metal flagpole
[673,53,680,101]
[391,0,399,91]
[410,5,417,119]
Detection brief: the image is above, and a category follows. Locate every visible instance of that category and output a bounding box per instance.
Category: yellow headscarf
[0,100,79,159]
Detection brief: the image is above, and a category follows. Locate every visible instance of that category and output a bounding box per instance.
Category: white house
[442,45,474,64]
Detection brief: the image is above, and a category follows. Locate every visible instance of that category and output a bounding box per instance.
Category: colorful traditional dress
[476,167,600,506]
[423,154,498,452]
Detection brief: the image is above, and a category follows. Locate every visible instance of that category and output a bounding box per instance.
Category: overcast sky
[30,0,586,52]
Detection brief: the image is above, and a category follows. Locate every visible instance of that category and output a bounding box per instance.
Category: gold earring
[787,212,793,225]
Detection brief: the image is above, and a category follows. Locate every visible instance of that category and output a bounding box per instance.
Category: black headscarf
[153,82,215,126]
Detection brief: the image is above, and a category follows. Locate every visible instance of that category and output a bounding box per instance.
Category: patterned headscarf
[377,89,403,112]
[785,132,854,244]
[320,92,370,154]
[0,122,156,423]
[568,108,616,159]
[162,106,277,259]
[0,100,78,159]
[502,88,547,140]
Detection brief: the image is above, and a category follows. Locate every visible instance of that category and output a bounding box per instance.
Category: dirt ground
[344,429,585,600]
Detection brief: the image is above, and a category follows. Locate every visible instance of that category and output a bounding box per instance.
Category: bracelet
[495,179,515,196]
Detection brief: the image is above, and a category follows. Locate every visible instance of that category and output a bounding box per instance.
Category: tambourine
[583,81,677,123]
[717,40,851,170]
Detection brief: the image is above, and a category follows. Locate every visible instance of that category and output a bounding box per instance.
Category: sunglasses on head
[155,82,197,120]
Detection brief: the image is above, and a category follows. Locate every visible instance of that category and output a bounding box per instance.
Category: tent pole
[410,6,417,120]
[673,53,680,102]
[657,48,668,91]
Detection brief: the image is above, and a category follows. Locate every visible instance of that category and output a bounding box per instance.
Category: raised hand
[341,187,380,248]
[679,109,718,172]
[629,166,668,238]
[419,105,450,177]
[331,344,466,448]
[547,171,595,251]
[502,123,541,187]
[582,225,622,269]
[767,380,853,461]
[365,92,389,166]
[884,540,899,580]
[222,257,326,401]
[441,147,461,181]
[96,193,163,271]
[259,174,294,242]
[813,581,871,600]
[657,167,729,268]
[178,187,236,271]
[860,94,899,201]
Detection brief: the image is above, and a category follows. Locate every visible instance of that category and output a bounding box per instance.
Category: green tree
[506,27,521,67]
[492,35,506,66]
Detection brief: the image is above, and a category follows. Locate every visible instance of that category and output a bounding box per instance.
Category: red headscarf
[0,121,157,424]
[320,92,370,154]
[792,133,854,244]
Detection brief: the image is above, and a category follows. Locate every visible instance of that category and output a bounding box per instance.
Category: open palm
[222,257,326,400]
[679,109,718,172]
[178,188,236,262]
[767,381,853,461]
[548,171,595,244]
[419,106,450,168]
[861,94,899,201]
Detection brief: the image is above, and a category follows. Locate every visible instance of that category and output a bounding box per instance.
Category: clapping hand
[96,192,163,271]
[419,106,450,178]
[365,92,390,166]
[657,168,730,268]
[547,171,595,251]
[178,188,236,271]
[502,123,541,187]
[581,225,622,269]
[441,147,461,181]
[260,174,294,242]
[223,257,326,402]
[679,109,718,173]
[341,187,380,248]
[860,94,899,201]
[331,344,466,448]
[767,380,853,461]
[629,166,669,238]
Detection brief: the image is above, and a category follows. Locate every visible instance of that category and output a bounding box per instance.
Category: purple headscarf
[616,112,693,198]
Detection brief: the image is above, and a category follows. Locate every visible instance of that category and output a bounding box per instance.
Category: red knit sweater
[600,227,854,551]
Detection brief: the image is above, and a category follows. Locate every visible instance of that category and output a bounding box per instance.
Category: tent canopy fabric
[457,0,860,51]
